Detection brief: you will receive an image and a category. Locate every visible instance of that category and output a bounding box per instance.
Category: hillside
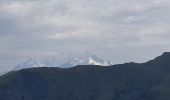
[0,52,170,100]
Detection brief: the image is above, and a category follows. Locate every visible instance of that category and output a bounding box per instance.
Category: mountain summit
[14,51,112,70]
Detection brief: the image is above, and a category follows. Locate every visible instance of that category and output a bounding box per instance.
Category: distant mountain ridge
[1,52,170,100]
[15,59,46,70]
[14,51,112,70]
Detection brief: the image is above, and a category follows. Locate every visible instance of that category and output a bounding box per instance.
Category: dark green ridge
[0,52,170,100]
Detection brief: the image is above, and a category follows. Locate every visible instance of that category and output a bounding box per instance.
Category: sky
[1,0,170,71]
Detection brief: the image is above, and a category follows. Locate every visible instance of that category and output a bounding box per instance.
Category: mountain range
[14,52,112,70]
[0,52,170,100]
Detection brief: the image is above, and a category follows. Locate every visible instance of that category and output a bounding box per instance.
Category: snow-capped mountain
[14,59,46,70]
[50,52,112,67]
[14,52,113,70]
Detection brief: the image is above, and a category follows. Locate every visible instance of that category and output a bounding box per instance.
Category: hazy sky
[1,0,170,71]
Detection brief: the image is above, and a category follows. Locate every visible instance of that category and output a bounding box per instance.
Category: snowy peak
[88,57,105,65]
[87,54,112,66]
[56,52,112,67]
[14,59,45,70]
[14,52,113,70]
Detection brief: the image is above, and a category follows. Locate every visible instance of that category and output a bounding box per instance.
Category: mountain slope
[1,52,170,100]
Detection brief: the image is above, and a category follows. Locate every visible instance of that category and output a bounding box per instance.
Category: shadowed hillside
[0,52,170,100]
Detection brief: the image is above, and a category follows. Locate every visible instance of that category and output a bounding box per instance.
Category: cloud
[1,0,170,71]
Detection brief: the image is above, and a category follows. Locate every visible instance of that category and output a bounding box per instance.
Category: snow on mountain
[42,51,112,67]
[14,51,113,70]
[14,59,46,70]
